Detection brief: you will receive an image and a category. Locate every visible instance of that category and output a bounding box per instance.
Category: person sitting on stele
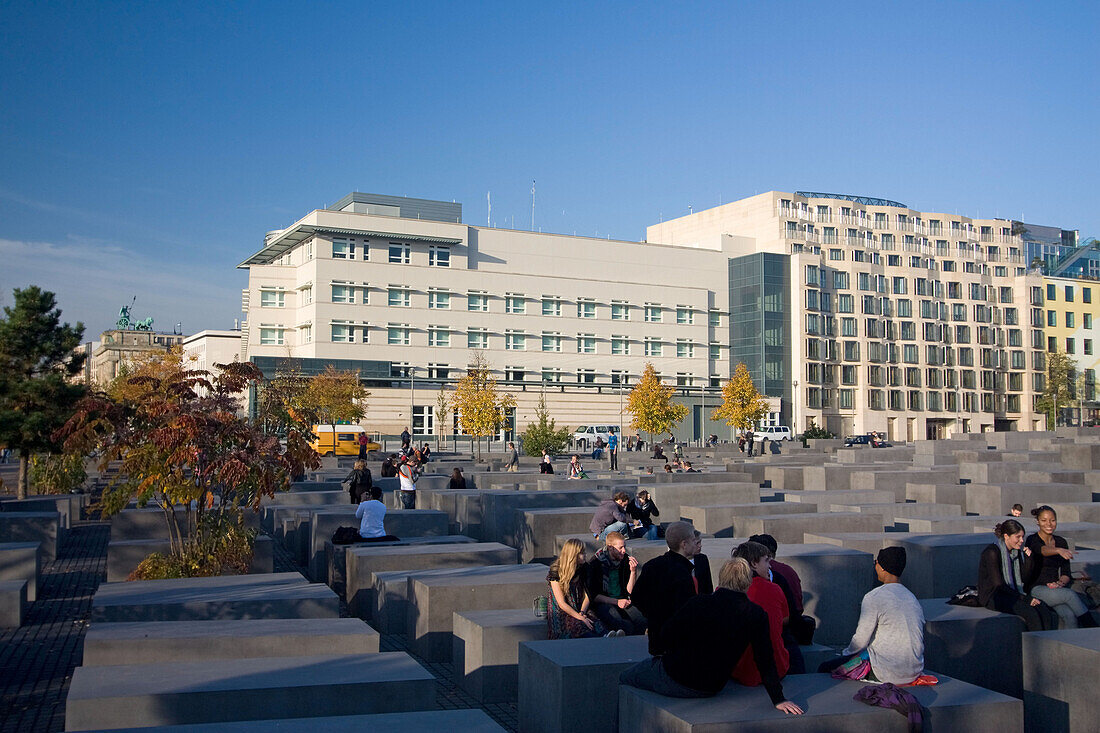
[619,558,803,715]
[586,531,646,635]
[354,487,399,542]
[590,491,631,541]
[817,547,925,684]
[630,522,713,655]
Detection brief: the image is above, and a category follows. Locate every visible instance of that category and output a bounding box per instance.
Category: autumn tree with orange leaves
[59,348,318,577]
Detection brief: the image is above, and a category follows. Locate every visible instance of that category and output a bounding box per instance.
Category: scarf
[998,538,1022,592]
[853,683,924,733]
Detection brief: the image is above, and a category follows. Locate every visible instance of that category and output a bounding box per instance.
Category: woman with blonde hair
[342,459,371,504]
[546,539,609,638]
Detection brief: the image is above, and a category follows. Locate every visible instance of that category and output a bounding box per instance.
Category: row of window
[803,338,1045,369]
[804,388,1025,414]
[1045,311,1095,329]
[780,202,1011,239]
[805,266,1019,302]
[387,362,707,387]
[1045,283,1094,303]
[805,363,1042,390]
[331,239,451,267]
[795,245,1022,276]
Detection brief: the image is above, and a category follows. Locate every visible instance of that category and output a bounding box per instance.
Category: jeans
[594,602,647,635]
[619,657,710,698]
[598,521,630,541]
[609,449,618,470]
[1030,584,1089,628]
[399,490,416,510]
[631,524,659,541]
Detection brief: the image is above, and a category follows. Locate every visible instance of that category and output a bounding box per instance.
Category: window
[260,289,285,308]
[301,285,313,305]
[611,336,628,355]
[1065,285,1074,302]
[1067,312,1076,328]
[541,369,562,383]
[505,366,525,382]
[301,324,312,343]
[676,373,693,387]
[709,343,720,360]
[610,369,629,385]
[644,303,662,323]
[331,323,354,343]
[388,286,411,307]
[332,239,354,259]
[578,369,597,384]
[1048,311,1058,327]
[468,328,488,349]
[1067,338,1075,354]
[428,289,450,309]
[843,341,860,361]
[1047,283,1057,300]
[833,271,849,289]
[1084,287,1092,304]
[897,299,912,318]
[841,317,857,337]
[1086,314,1094,329]
[612,301,630,320]
[839,389,854,409]
[676,339,695,358]
[578,298,596,319]
[387,324,410,345]
[892,277,907,295]
[542,332,562,352]
[829,248,844,261]
[709,310,721,326]
[645,338,662,357]
[505,330,525,350]
[259,327,284,345]
[428,326,450,347]
[903,344,919,364]
[676,306,694,324]
[428,246,450,267]
[1086,340,1094,356]
[468,291,489,312]
[389,243,410,264]
[837,294,854,313]
[955,325,971,343]
[805,265,820,286]
[578,334,596,354]
[542,297,562,317]
[427,364,449,380]
[506,294,526,314]
[806,290,819,310]
[331,284,358,304]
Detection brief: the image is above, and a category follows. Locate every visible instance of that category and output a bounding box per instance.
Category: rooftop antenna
[530,180,536,231]
[487,191,491,227]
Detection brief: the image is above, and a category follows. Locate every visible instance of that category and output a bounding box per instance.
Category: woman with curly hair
[1025,505,1097,628]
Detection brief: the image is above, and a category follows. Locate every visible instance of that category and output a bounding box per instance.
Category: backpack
[946,585,981,607]
[332,526,362,545]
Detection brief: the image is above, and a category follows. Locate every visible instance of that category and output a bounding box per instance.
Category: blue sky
[2,1,1097,337]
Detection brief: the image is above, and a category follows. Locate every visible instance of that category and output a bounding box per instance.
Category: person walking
[506,441,519,472]
[342,460,372,504]
[357,433,370,460]
[607,431,619,470]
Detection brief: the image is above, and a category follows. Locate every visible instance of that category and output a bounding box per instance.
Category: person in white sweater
[817,547,925,684]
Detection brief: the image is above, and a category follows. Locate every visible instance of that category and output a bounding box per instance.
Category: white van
[754,425,792,442]
[572,425,620,449]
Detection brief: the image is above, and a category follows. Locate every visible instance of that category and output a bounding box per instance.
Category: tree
[801,418,834,441]
[520,393,572,456]
[626,362,689,444]
[59,351,319,573]
[452,351,515,460]
[255,359,316,437]
[1036,349,1075,428]
[435,387,452,449]
[29,452,88,495]
[0,286,86,499]
[711,363,770,431]
[300,365,369,439]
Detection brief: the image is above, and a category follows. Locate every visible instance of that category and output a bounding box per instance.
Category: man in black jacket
[586,531,646,635]
[620,558,803,715]
[630,521,712,655]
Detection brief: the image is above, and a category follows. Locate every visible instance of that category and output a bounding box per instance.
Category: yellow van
[310,425,380,457]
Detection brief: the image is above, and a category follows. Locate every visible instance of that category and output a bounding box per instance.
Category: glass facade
[728,253,791,423]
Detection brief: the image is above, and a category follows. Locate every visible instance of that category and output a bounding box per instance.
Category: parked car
[844,433,892,448]
[310,425,380,456]
[753,425,792,442]
[572,424,620,449]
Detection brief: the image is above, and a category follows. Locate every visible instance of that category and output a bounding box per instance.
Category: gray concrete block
[771,544,875,646]
[266,489,346,506]
[0,511,59,562]
[64,652,435,731]
[802,532,912,556]
[679,502,816,538]
[779,489,897,506]
[453,608,547,702]
[905,482,969,508]
[554,534,671,565]
[618,671,1022,732]
[518,636,651,733]
[82,618,380,665]
[90,572,340,622]
[920,598,1025,698]
[329,535,477,596]
[0,579,27,628]
[0,541,40,602]
[825,502,961,529]
[647,483,763,525]
[111,507,260,541]
[735,512,885,545]
[106,536,274,582]
[68,710,507,733]
[480,490,606,546]
[899,534,992,599]
[904,514,1001,534]
[346,542,518,619]
[965,482,1091,516]
[1023,629,1100,733]
[1046,502,1100,524]
[409,564,551,662]
[309,508,449,581]
[851,467,959,501]
[516,507,598,563]
[1,495,74,530]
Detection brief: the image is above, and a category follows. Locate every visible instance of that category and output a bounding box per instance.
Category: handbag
[945,585,981,607]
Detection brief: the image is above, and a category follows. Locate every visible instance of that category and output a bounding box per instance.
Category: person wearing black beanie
[816,546,926,684]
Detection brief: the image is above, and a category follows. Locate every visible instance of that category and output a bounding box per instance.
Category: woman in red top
[730,541,790,685]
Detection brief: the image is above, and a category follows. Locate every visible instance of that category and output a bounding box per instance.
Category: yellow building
[1041,276,1100,424]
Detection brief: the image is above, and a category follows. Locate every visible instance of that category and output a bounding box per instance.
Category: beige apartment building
[239,191,1056,441]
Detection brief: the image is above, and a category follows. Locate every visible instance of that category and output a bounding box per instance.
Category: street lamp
[792,379,799,436]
